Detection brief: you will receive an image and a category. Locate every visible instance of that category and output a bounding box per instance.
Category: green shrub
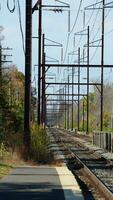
[0,143,8,159]
[31,124,51,163]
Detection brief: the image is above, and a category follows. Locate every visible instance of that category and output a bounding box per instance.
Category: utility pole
[44,87,47,127]
[71,65,74,130]
[87,26,90,133]
[67,75,69,129]
[62,87,65,129]
[101,0,105,131]
[65,83,67,129]
[0,45,2,82]
[78,48,80,131]
[24,0,32,158]
[38,0,42,125]
[41,34,46,128]
[83,96,85,131]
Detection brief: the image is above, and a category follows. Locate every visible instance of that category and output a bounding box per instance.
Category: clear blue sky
[1,0,113,93]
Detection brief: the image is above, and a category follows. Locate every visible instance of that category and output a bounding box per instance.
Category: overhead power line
[106,28,113,35]
[17,0,25,54]
[70,1,112,65]
[90,6,112,41]
[90,7,112,62]
[70,0,83,34]
[63,0,83,63]
[83,0,99,28]
[7,0,16,13]
[6,0,25,54]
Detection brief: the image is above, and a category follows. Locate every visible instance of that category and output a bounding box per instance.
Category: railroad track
[48,128,113,200]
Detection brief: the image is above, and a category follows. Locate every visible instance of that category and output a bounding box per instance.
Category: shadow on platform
[0,167,83,200]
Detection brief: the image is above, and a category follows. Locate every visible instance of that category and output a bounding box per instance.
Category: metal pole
[24,0,32,157]
[63,87,65,129]
[78,48,80,131]
[0,45,2,82]
[43,53,46,127]
[41,34,45,127]
[44,95,47,126]
[87,26,90,133]
[101,0,105,131]
[65,83,67,129]
[67,75,69,129]
[71,66,74,130]
[83,97,85,131]
[38,0,42,125]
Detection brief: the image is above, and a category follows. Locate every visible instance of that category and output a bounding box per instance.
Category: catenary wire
[70,1,101,64]
[63,0,83,63]
[7,0,15,13]
[17,0,25,54]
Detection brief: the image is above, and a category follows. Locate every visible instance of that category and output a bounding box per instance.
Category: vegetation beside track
[58,87,113,132]
[31,124,53,163]
[0,164,12,179]
[0,66,53,164]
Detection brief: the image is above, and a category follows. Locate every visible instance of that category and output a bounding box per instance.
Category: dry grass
[0,150,30,179]
[0,125,60,180]
[49,159,65,167]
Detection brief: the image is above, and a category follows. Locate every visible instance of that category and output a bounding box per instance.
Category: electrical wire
[70,1,111,65]
[63,33,70,63]
[72,3,101,63]
[70,0,83,34]
[64,0,102,64]
[66,0,101,64]
[70,5,112,64]
[69,35,84,64]
[6,0,25,55]
[69,1,101,64]
[63,0,83,63]
[106,28,113,35]
[90,40,101,62]
[106,29,113,35]
[17,0,25,55]
[89,5,101,38]
[7,0,15,13]
[90,7,112,62]
[91,7,112,41]
[84,0,99,28]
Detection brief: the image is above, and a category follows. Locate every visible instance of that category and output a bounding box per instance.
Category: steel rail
[50,129,113,200]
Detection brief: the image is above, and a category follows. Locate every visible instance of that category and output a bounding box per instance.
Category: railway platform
[0,166,84,200]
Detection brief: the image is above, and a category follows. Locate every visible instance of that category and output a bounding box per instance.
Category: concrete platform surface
[0,166,84,200]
